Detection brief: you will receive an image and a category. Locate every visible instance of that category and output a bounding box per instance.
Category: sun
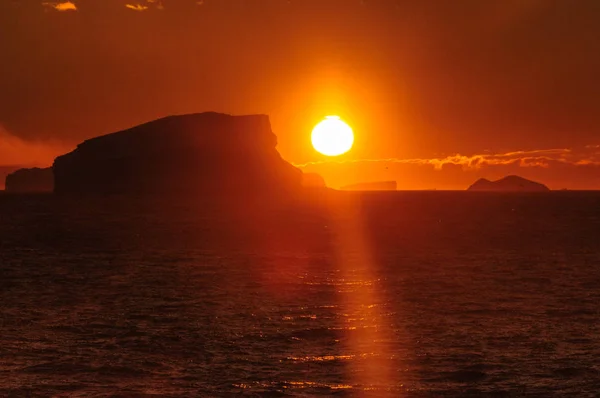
[311,116,354,156]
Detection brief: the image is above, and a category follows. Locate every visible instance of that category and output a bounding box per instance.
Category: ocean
[1,191,599,397]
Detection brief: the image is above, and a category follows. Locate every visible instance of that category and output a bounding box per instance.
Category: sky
[1,0,599,189]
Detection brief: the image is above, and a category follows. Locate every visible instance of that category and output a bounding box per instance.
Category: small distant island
[341,181,397,191]
[467,175,550,192]
[5,167,53,193]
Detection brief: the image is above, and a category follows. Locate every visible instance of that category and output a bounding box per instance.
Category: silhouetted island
[53,112,303,197]
[5,167,53,193]
[467,175,550,192]
[341,181,397,191]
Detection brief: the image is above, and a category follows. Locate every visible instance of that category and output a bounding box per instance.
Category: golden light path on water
[229,190,404,394]
[319,193,398,394]
[223,173,403,393]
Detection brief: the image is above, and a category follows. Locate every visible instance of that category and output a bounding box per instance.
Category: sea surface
[1,192,599,397]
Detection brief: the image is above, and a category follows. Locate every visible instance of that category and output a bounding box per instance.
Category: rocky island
[467,175,550,192]
[53,112,303,197]
[5,167,54,193]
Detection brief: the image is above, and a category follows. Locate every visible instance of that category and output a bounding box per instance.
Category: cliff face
[53,112,303,196]
[5,167,53,193]
[468,176,550,192]
[341,181,397,191]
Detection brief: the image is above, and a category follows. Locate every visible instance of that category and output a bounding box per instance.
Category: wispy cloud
[40,0,165,11]
[125,4,149,11]
[294,147,600,169]
[42,1,77,11]
[145,0,164,10]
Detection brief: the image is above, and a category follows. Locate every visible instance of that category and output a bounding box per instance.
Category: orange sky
[1,0,599,189]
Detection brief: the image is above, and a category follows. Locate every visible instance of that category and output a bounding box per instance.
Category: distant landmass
[341,181,397,191]
[467,175,550,192]
[0,166,20,190]
[5,167,53,193]
[53,112,303,197]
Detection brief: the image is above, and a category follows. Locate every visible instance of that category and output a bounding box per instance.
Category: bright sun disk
[311,116,354,156]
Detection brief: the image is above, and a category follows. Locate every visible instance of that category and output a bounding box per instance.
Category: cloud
[125,4,149,11]
[145,0,164,9]
[42,1,77,11]
[40,0,163,11]
[0,125,71,168]
[294,147,600,170]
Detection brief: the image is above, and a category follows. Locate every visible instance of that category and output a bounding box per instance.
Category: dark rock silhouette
[468,175,550,192]
[0,166,19,190]
[5,167,53,193]
[53,112,303,196]
[301,173,326,188]
[341,181,397,191]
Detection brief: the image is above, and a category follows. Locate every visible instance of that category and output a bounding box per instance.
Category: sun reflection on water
[320,193,400,393]
[233,381,354,390]
[286,353,377,362]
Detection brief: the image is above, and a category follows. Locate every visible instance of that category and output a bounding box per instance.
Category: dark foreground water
[1,192,600,397]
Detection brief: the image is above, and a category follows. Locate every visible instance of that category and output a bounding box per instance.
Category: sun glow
[311,116,354,156]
